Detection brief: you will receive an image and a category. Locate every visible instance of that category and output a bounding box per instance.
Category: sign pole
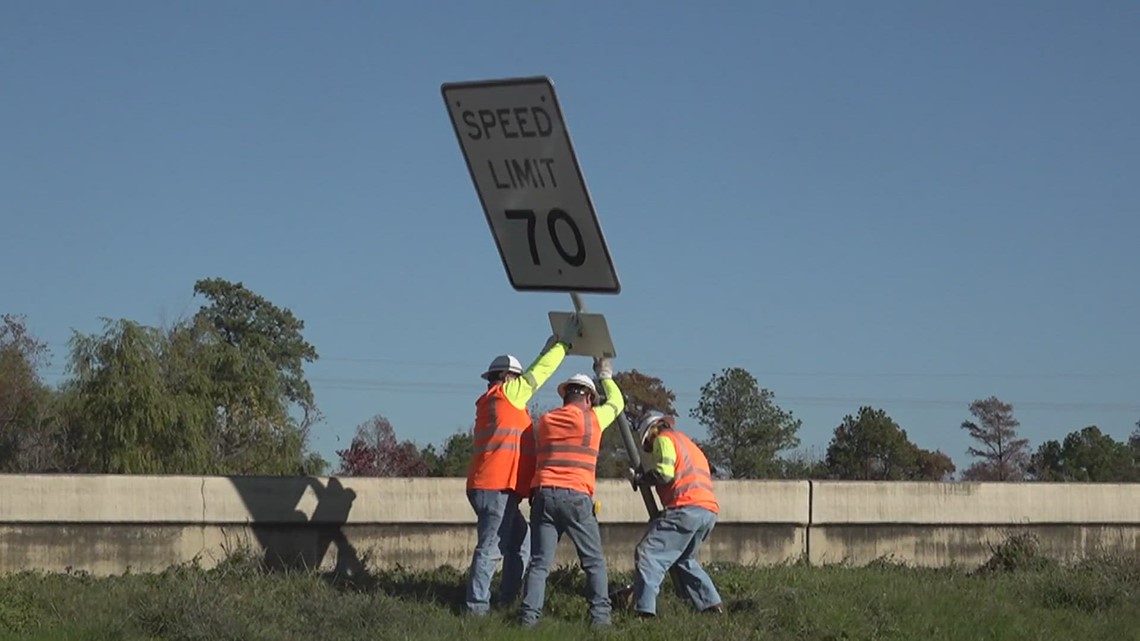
[442,74,684,605]
[569,292,659,518]
[569,290,685,604]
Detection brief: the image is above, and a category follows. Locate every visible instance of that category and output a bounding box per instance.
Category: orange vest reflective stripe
[467,384,533,494]
[531,404,602,496]
[657,431,719,513]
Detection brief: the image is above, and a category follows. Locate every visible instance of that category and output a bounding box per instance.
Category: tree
[824,406,956,481]
[53,278,324,476]
[64,319,210,474]
[1029,426,1137,482]
[187,278,324,473]
[595,369,678,478]
[613,369,678,428]
[0,314,64,472]
[689,367,801,479]
[422,429,474,477]
[913,448,957,482]
[192,278,321,437]
[336,415,429,477]
[826,407,914,480]
[959,396,1030,481]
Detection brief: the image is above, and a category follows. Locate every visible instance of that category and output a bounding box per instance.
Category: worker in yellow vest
[517,357,624,629]
[626,411,724,618]
[463,314,580,616]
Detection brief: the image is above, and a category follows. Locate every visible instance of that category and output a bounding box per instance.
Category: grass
[0,536,1137,641]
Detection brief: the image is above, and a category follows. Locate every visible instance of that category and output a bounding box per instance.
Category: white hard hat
[481,354,523,381]
[636,410,675,446]
[557,373,598,400]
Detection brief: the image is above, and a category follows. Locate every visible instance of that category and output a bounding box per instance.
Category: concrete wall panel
[808,481,1140,568]
[3,475,1138,576]
[810,481,1140,524]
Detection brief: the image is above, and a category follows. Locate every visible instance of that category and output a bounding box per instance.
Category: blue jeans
[518,487,611,626]
[465,489,530,615]
[633,505,723,615]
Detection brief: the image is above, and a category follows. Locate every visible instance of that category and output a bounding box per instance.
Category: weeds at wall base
[1,534,1138,640]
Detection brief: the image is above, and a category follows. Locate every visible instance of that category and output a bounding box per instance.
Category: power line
[30,370,1140,413]
[32,341,1140,380]
[305,378,1140,413]
[313,355,1140,380]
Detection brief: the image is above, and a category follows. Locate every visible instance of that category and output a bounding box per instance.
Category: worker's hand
[557,314,582,347]
[541,333,559,353]
[593,357,613,380]
[624,463,642,488]
[625,466,645,487]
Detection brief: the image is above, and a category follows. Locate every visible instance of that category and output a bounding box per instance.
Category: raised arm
[591,358,624,429]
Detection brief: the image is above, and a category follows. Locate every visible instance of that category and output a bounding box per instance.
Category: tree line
[337,367,1140,483]
[3,281,1138,482]
[0,279,327,475]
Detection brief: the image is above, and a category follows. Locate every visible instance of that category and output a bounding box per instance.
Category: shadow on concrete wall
[227,476,366,583]
[226,476,469,611]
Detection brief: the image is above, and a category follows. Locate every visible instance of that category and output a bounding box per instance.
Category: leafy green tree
[826,407,914,480]
[960,396,1030,481]
[1029,426,1137,482]
[422,429,474,477]
[689,367,801,479]
[187,278,323,473]
[825,406,956,480]
[64,319,210,473]
[57,279,325,475]
[192,277,321,433]
[0,314,64,472]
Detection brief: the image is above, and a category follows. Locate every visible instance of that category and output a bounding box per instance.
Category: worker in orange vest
[626,411,724,618]
[517,357,624,629]
[464,314,581,616]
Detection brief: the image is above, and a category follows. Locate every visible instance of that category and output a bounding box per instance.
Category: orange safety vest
[467,384,534,495]
[517,423,536,495]
[656,430,719,514]
[531,404,603,496]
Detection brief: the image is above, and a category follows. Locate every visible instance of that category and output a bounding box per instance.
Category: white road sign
[441,76,620,294]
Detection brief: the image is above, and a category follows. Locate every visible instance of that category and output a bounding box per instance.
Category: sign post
[442,74,687,603]
[441,75,659,518]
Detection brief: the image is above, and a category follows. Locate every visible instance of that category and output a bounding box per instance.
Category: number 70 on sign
[440,76,621,294]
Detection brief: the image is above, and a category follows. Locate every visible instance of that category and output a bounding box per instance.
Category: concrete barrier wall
[1,475,1137,576]
[810,481,1140,567]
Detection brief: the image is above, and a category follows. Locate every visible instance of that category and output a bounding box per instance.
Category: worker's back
[532,404,602,496]
[467,383,532,493]
[657,429,718,513]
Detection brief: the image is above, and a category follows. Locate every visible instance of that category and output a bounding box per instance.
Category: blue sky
[3,1,1138,473]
